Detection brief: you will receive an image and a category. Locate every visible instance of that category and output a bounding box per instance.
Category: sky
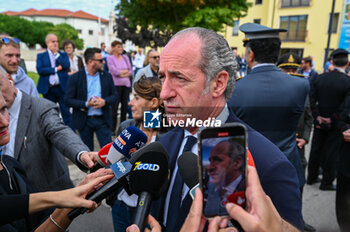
[0,0,118,20]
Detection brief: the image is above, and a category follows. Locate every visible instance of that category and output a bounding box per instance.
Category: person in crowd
[307,48,350,191]
[0,65,97,192]
[298,56,319,83]
[149,27,303,231]
[239,53,248,78]
[65,48,117,151]
[134,50,160,83]
[107,40,133,133]
[133,47,145,76]
[101,42,110,58]
[277,52,316,232]
[229,23,309,205]
[62,39,84,75]
[111,76,166,232]
[130,50,136,73]
[36,33,72,127]
[0,35,38,97]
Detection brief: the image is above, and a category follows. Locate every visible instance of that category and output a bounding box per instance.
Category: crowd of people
[0,20,349,232]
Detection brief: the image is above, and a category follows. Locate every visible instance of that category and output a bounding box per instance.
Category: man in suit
[0,35,38,97]
[36,33,72,127]
[0,65,97,192]
[298,56,319,83]
[228,23,309,192]
[150,27,303,231]
[65,48,117,151]
[204,140,245,217]
[133,50,160,84]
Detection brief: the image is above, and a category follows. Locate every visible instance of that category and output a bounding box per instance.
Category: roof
[2,8,108,23]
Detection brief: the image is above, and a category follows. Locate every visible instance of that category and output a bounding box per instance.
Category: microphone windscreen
[129,142,169,199]
[178,151,199,189]
[107,126,147,164]
[97,143,112,166]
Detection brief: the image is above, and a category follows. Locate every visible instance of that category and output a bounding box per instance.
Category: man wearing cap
[229,23,309,200]
[277,52,315,232]
[307,48,350,191]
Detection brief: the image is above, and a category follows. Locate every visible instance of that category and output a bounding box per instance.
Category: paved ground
[66,131,341,232]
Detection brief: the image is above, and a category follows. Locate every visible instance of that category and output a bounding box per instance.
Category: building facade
[225,0,345,72]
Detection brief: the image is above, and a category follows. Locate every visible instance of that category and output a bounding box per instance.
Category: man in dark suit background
[150,27,303,231]
[229,23,309,192]
[36,33,72,127]
[65,48,117,151]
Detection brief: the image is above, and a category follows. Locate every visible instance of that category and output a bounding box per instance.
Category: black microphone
[130,143,170,231]
[177,151,199,199]
[67,142,166,221]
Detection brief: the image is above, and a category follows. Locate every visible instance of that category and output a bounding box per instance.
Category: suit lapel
[80,69,88,100]
[14,93,32,160]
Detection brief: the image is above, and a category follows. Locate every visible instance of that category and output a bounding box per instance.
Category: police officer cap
[239,23,287,46]
[277,52,301,69]
[330,48,349,58]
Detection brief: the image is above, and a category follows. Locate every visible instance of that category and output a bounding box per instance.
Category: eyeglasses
[92,58,104,63]
[1,37,20,45]
[150,56,160,59]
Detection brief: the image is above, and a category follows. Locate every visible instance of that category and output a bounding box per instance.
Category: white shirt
[3,89,22,158]
[163,105,230,225]
[48,49,60,85]
[134,53,145,69]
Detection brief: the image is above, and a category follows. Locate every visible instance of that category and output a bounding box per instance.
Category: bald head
[45,34,59,53]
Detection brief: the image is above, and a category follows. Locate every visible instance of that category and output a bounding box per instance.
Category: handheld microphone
[130,143,170,232]
[177,151,199,199]
[89,143,112,172]
[67,141,164,221]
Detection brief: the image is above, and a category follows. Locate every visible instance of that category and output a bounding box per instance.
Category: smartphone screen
[199,123,247,218]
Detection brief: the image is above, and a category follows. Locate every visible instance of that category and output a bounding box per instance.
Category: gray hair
[45,33,57,43]
[171,27,238,99]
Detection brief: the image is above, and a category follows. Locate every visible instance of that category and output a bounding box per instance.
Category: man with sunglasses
[0,36,39,97]
[36,33,72,128]
[133,50,160,84]
[65,48,118,151]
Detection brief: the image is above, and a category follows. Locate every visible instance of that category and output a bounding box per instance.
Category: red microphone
[89,143,113,172]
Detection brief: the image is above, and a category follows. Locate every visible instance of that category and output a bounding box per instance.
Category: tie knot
[183,135,197,152]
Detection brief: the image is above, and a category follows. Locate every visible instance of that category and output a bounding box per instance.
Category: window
[255,0,262,4]
[88,30,93,35]
[280,15,308,41]
[329,13,339,33]
[232,20,239,36]
[77,29,82,34]
[280,48,304,58]
[253,19,261,24]
[281,0,310,7]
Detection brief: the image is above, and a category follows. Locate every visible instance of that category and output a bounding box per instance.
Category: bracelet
[49,214,68,232]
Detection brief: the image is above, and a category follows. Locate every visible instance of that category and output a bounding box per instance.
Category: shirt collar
[9,89,22,117]
[251,63,275,70]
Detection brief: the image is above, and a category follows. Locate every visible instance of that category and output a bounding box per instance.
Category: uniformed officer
[277,52,315,232]
[307,48,350,191]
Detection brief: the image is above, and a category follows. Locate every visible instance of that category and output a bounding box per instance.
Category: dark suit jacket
[151,110,303,231]
[229,65,309,187]
[14,92,90,192]
[65,68,118,130]
[36,50,70,95]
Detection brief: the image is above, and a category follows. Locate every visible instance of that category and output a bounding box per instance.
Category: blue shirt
[85,67,102,116]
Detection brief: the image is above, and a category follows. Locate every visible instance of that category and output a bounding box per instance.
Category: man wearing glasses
[36,33,72,128]
[133,50,160,84]
[0,36,38,97]
[65,48,117,151]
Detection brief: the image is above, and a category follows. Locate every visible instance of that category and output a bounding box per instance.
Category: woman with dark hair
[107,40,133,133]
[111,76,166,232]
[62,39,84,75]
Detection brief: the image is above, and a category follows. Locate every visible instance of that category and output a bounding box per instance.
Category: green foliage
[49,23,84,50]
[0,14,84,49]
[116,0,251,37]
[27,71,39,85]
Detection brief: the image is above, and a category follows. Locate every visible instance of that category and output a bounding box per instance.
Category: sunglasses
[92,58,104,63]
[1,37,20,44]
[150,56,160,59]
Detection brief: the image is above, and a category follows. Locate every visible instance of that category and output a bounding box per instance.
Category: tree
[49,23,84,50]
[115,0,250,45]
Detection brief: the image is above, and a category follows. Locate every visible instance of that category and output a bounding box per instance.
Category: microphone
[130,143,170,231]
[89,126,147,172]
[177,151,199,199]
[67,142,165,221]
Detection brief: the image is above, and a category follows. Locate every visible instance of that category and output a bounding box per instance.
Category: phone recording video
[199,123,247,218]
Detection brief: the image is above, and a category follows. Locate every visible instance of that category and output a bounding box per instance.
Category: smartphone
[198,123,247,218]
